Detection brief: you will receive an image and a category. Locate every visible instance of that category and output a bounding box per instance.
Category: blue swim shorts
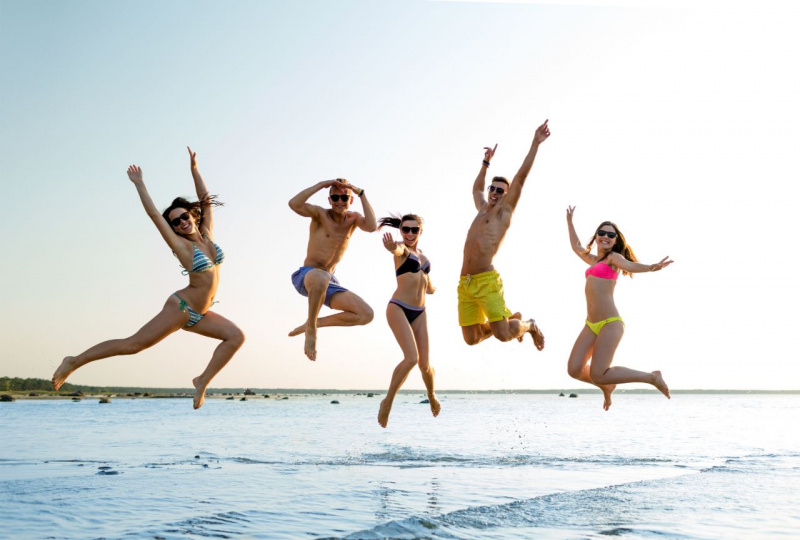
[291,266,349,308]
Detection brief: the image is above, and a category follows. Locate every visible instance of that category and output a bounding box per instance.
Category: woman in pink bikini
[566,206,673,410]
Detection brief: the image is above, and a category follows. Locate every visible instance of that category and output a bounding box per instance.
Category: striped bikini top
[183,237,225,274]
[396,252,431,277]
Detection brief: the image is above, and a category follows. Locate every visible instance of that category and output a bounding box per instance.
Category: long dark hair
[161,194,224,233]
[378,213,424,229]
[585,221,637,278]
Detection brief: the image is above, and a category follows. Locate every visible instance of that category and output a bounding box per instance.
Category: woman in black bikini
[377,214,439,428]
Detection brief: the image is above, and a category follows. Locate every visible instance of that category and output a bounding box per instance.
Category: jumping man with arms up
[458,120,550,349]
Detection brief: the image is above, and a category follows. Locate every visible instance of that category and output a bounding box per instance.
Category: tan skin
[287,179,378,361]
[460,120,550,349]
[377,219,440,428]
[52,148,245,409]
[566,206,673,410]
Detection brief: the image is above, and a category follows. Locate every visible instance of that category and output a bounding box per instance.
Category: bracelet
[358,189,365,197]
[482,160,490,167]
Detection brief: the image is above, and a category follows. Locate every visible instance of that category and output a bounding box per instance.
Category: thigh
[568,325,596,374]
[302,268,332,292]
[185,310,244,341]
[589,322,625,376]
[411,310,430,368]
[329,290,371,315]
[130,296,188,347]
[387,303,419,361]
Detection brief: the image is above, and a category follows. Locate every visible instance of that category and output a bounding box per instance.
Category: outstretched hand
[382,232,399,252]
[534,120,551,144]
[127,165,143,185]
[566,205,576,220]
[651,257,674,272]
[187,146,198,169]
[484,144,498,162]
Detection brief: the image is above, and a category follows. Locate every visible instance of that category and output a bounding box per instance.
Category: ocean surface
[1,393,798,539]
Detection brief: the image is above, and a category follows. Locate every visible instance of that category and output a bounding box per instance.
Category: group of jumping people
[52,120,673,425]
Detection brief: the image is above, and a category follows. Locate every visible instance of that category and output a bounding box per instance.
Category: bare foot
[288,321,307,337]
[510,312,523,342]
[304,330,317,361]
[528,320,545,351]
[652,370,670,399]
[378,398,391,428]
[428,393,441,417]
[52,356,78,390]
[601,384,616,411]
[192,377,208,410]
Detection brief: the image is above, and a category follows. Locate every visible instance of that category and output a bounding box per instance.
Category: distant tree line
[0,377,98,393]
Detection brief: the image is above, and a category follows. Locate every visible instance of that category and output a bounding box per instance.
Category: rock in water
[330,400,340,404]
[99,397,111,404]
[420,399,430,404]
[559,392,565,397]
[569,393,578,398]
[0,395,15,402]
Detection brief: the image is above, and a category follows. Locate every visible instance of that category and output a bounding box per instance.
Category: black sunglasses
[170,212,191,227]
[488,186,505,195]
[330,194,350,202]
[597,230,617,239]
[401,226,421,234]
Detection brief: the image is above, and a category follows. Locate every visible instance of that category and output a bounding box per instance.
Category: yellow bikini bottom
[585,316,624,335]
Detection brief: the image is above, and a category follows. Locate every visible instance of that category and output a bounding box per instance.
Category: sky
[1,0,799,391]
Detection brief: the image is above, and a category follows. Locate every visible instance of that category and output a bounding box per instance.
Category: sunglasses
[488,186,505,195]
[401,226,421,234]
[330,194,351,202]
[597,230,617,239]
[170,212,191,227]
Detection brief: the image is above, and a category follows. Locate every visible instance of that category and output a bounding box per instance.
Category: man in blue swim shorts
[288,178,377,360]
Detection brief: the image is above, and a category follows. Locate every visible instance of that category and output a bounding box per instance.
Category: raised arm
[567,206,596,265]
[127,165,186,254]
[187,147,213,232]
[348,181,378,232]
[505,120,550,210]
[288,179,341,219]
[472,144,496,210]
[608,252,674,274]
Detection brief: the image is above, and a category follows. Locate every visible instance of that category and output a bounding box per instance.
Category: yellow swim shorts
[457,270,513,327]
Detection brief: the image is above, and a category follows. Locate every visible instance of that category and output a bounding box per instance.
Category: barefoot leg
[568,325,615,410]
[301,270,330,361]
[412,312,440,418]
[509,312,523,342]
[651,370,670,399]
[53,297,186,390]
[186,311,246,409]
[379,304,419,428]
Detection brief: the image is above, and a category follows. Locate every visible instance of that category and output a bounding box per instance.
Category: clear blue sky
[2,0,799,390]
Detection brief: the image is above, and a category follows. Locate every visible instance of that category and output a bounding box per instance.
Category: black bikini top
[396,252,431,277]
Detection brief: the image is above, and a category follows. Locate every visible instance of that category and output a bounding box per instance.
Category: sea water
[1,393,798,539]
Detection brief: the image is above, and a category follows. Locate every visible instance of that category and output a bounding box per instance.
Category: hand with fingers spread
[382,232,399,252]
[650,257,674,272]
[127,165,143,186]
[566,205,576,221]
[534,119,550,144]
[483,143,498,163]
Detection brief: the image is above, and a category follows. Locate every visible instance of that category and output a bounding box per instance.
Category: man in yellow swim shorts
[458,120,550,350]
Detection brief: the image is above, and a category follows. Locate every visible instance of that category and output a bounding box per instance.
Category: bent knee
[462,335,480,346]
[492,330,514,343]
[228,328,246,347]
[359,305,374,325]
[567,365,583,380]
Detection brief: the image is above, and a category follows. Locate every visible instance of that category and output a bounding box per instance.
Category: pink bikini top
[585,261,619,280]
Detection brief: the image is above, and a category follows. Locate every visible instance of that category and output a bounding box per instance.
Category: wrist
[482,160,490,168]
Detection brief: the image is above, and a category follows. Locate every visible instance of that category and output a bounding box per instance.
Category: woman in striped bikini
[52,148,244,409]
[566,206,673,410]
[377,214,440,427]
